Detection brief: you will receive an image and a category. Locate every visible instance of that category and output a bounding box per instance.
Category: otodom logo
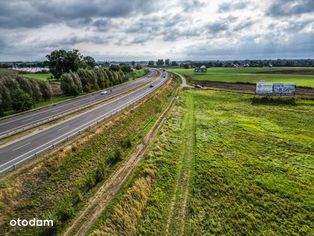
[9,218,53,227]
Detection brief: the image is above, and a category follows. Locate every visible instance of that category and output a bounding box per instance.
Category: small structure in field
[194,65,207,72]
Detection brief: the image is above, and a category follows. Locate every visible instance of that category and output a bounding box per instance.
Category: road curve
[0,69,158,139]
[0,71,169,174]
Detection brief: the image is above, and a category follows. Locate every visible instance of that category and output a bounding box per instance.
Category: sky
[0,0,313,61]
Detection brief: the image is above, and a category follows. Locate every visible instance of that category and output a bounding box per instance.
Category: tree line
[60,68,125,95]
[0,75,52,115]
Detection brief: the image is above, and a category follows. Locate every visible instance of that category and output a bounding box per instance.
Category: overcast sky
[0,0,313,61]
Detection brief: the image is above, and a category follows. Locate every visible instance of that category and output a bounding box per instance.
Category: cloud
[0,0,313,61]
[0,0,156,29]
[267,0,314,16]
[218,0,248,12]
[184,32,314,59]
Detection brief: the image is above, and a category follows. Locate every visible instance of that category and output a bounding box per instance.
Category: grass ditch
[0,76,179,235]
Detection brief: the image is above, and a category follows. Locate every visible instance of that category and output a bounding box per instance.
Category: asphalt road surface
[0,69,158,139]
[0,71,168,173]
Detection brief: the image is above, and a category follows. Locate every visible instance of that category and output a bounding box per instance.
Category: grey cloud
[267,0,314,16]
[218,1,248,12]
[0,0,156,29]
[185,32,314,59]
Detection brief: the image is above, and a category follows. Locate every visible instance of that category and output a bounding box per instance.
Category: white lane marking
[58,126,69,131]
[12,142,31,151]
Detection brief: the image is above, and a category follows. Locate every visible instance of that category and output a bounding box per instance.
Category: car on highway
[149,84,154,88]
[100,90,108,95]
[194,84,202,88]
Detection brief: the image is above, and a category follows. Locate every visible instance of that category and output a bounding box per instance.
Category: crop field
[169,67,314,88]
[91,89,314,235]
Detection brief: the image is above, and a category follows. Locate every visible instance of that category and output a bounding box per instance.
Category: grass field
[91,89,314,235]
[23,73,52,81]
[169,67,314,88]
[127,69,148,81]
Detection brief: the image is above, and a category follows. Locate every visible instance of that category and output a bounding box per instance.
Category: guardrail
[0,73,168,174]
[0,73,159,140]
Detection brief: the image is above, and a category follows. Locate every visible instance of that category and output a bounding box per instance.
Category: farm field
[91,89,314,235]
[169,67,314,88]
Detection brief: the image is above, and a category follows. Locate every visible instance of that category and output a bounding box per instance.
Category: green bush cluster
[0,75,53,115]
[61,68,125,95]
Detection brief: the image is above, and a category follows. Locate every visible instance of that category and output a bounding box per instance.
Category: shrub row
[60,68,125,95]
[0,75,52,115]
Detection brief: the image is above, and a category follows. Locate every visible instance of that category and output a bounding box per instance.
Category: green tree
[60,72,82,96]
[38,81,53,100]
[109,64,120,72]
[11,90,33,111]
[120,64,132,73]
[15,76,33,97]
[135,64,142,70]
[46,49,83,79]
[0,81,11,110]
[0,94,4,116]
[29,79,43,101]
[165,59,170,66]
[156,59,164,66]
[83,56,96,69]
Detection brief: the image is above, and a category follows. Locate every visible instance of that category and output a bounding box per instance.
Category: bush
[11,90,33,111]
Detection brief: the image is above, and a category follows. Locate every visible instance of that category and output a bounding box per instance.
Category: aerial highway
[0,71,168,173]
[0,69,158,139]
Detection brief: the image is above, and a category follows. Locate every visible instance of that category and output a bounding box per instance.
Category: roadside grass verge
[89,89,314,235]
[0,77,178,235]
[168,67,314,88]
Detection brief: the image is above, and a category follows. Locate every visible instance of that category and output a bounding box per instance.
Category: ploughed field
[170,67,314,88]
[91,89,314,235]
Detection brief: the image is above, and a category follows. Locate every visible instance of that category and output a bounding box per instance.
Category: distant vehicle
[100,90,108,95]
[149,84,154,88]
[195,84,202,88]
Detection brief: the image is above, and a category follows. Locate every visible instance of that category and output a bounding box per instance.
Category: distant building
[194,65,207,72]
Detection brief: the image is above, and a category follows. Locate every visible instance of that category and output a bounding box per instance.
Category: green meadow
[169,67,314,88]
[23,73,52,81]
[91,89,314,235]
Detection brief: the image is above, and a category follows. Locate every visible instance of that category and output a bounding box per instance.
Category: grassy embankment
[90,89,314,235]
[0,77,179,235]
[169,67,314,88]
